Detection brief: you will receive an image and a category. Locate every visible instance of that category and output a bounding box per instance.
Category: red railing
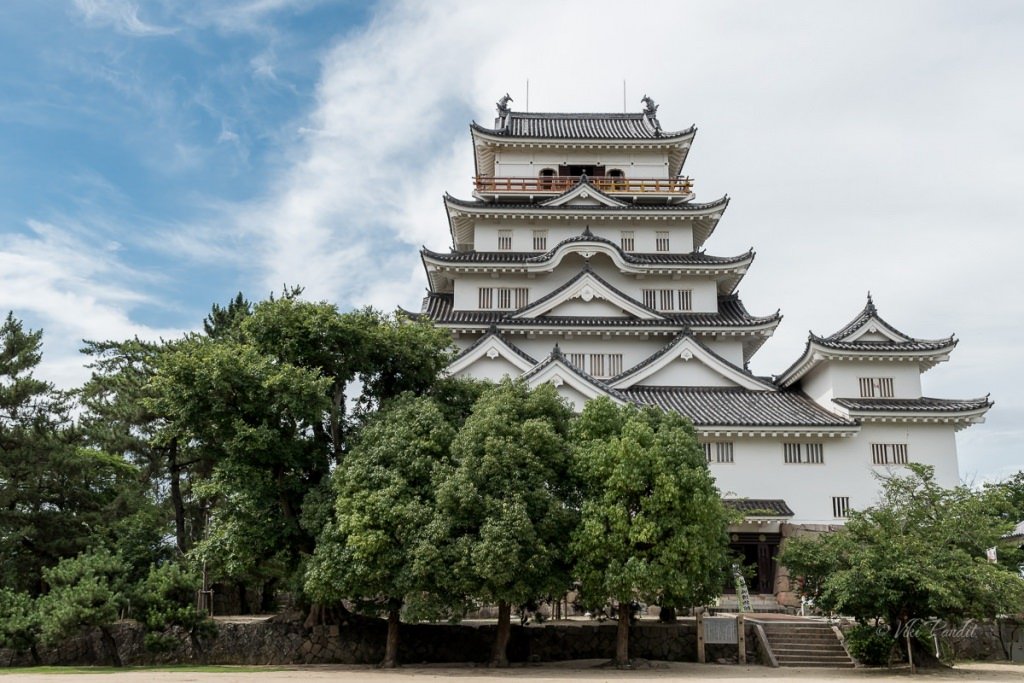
[474,176,694,194]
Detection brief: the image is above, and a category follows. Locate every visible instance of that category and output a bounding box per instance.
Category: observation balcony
[473,175,695,203]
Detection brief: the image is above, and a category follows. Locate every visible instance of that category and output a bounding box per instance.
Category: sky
[1,0,1021,482]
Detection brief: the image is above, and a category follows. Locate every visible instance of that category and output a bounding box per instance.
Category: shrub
[845,624,895,666]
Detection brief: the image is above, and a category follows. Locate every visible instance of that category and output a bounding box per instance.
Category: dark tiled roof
[723,499,795,517]
[453,327,537,365]
[422,235,752,267]
[621,386,857,428]
[809,336,956,352]
[417,292,780,329]
[821,294,951,346]
[521,345,629,402]
[833,396,993,413]
[445,193,728,213]
[472,112,694,140]
[610,333,774,390]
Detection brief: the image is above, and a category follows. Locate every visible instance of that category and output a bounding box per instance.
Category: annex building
[411,96,992,599]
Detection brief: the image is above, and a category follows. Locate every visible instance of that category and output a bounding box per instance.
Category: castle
[411,95,991,597]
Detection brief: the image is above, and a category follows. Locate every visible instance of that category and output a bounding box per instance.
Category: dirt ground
[2,661,1023,683]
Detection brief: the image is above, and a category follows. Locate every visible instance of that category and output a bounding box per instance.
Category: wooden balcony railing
[474,176,694,195]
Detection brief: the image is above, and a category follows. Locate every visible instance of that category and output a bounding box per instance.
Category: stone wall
[2,616,760,667]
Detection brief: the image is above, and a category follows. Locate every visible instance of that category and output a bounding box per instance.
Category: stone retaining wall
[2,616,758,667]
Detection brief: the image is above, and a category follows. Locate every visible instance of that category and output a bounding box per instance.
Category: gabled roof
[421,232,753,295]
[521,344,628,405]
[471,111,695,141]
[445,327,537,377]
[609,333,775,391]
[539,176,628,207]
[413,291,780,332]
[444,193,728,251]
[510,263,665,321]
[621,386,858,432]
[777,294,958,386]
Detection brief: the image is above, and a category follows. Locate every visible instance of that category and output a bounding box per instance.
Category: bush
[845,624,895,666]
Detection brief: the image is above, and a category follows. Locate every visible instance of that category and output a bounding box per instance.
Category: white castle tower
[412,96,991,597]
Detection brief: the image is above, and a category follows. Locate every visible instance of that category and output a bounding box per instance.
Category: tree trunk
[381,599,401,668]
[167,439,188,553]
[99,625,122,667]
[237,581,250,615]
[614,602,630,667]
[491,600,512,667]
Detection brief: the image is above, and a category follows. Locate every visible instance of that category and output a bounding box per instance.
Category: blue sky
[1,1,1022,482]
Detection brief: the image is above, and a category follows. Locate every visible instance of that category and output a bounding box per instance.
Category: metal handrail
[474,175,694,194]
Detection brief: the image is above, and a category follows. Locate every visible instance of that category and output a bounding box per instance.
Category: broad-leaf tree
[781,464,1024,665]
[570,398,731,667]
[305,395,458,667]
[437,379,576,666]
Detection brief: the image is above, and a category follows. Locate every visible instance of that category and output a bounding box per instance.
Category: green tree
[0,588,40,664]
[134,562,213,653]
[781,464,1024,664]
[80,337,201,558]
[1,314,144,596]
[570,398,730,667]
[436,379,576,666]
[149,335,332,598]
[305,395,458,667]
[36,549,131,667]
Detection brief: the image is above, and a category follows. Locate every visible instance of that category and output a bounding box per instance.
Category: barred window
[514,287,529,308]
[498,230,512,250]
[481,287,528,310]
[871,443,908,465]
[832,496,851,518]
[642,289,657,309]
[784,442,824,464]
[859,377,895,398]
[496,288,512,309]
[568,352,586,369]
[532,230,547,251]
[586,353,622,379]
[703,442,734,464]
[620,230,635,252]
[659,289,674,310]
[655,231,670,252]
[677,289,693,311]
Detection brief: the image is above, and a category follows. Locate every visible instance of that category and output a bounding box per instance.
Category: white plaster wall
[472,220,696,254]
[705,422,959,524]
[451,262,720,314]
[451,355,523,383]
[634,359,740,387]
[494,148,670,179]
[801,361,924,404]
[515,336,669,374]
[703,339,746,367]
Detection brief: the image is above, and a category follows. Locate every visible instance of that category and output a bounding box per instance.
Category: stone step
[768,637,843,646]
[773,645,848,654]
[759,620,855,668]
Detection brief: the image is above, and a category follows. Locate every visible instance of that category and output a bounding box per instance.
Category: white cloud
[0,220,181,388]
[72,0,176,36]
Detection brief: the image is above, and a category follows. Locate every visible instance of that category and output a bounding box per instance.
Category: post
[737,613,746,664]
[696,609,706,663]
[906,625,915,674]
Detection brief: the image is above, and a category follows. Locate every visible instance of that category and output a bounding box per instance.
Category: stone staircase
[757,620,855,668]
